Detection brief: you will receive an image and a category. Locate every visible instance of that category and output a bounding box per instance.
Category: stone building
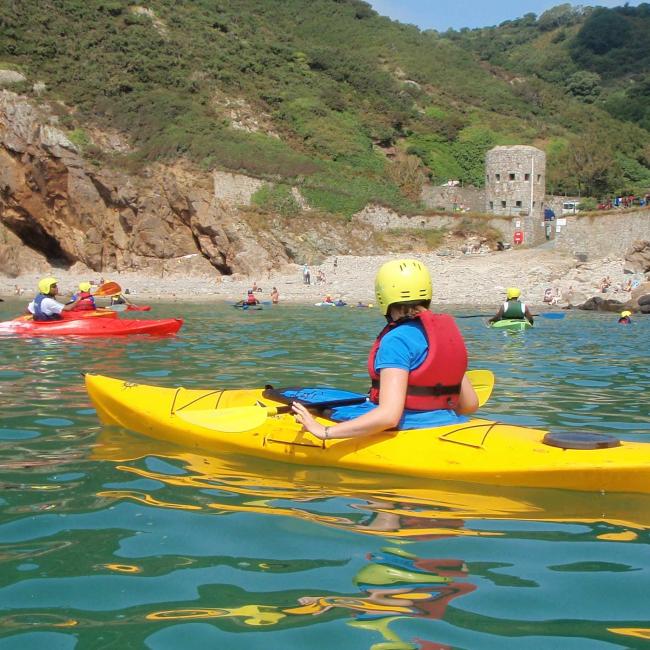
[485,146,546,219]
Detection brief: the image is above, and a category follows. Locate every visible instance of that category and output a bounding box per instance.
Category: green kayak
[490,319,533,332]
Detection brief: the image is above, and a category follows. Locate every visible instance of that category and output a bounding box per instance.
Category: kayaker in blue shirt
[292,259,478,440]
[488,287,534,325]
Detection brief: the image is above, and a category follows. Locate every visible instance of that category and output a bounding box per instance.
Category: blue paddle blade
[540,312,565,319]
[263,386,367,408]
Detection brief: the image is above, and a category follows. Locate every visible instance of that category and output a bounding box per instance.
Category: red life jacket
[246,294,257,304]
[71,291,95,311]
[367,311,468,411]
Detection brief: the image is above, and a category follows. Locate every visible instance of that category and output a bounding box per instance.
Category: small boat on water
[0,315,183,336]
[489,319,533,332]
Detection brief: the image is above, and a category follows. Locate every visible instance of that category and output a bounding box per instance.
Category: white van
[562,201,580,215]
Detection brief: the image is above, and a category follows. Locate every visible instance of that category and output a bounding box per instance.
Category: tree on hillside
[572,8,630,57]
[548,131,622,196]
[387,154,425,203]
[537,3,582,31]
[566,71,601,103]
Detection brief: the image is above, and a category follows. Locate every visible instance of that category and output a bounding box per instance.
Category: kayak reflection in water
[346,498,469,541]
[284,546,475,649]
[487,287,534,326]
[292,259,478,440]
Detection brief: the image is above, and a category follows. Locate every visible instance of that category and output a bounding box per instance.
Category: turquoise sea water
[0,300,649,649]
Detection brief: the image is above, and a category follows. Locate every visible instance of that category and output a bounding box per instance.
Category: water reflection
[1,303,650,648]
[284,547,475,650]
[92,428,650,540]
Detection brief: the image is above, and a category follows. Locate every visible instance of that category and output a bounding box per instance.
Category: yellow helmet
[79,282,91,292]
[506,287,521,300]
[375,259,432,315]
[621,310,632,318]
[38,277,58,294]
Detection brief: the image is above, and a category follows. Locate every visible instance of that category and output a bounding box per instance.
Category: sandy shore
[0,248,636,308]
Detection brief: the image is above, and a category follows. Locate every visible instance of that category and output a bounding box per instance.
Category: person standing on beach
[303,264,311,285]
[271,287,280,304]
[292,259,478,440]
[488,287,534,325]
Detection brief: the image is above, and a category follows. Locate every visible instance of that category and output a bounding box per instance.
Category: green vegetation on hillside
[445,4,650,137]
[1,0,649,208]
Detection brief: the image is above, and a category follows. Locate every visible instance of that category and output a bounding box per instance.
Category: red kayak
[126,305,151,312]
[0,317,183,337]
[62,309,117,319]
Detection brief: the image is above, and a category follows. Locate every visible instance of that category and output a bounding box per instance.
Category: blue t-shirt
[330,320,467,430]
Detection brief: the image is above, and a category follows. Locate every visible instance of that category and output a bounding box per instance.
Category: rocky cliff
[0,91,382,279]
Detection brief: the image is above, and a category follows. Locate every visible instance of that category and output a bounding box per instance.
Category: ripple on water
[137,370,172,378]
[33,418,74,427]
[0,303,648,649]
[48,473,85,482]
[0,428,40,440]
[0,370,25,380]
[565,379,612,388]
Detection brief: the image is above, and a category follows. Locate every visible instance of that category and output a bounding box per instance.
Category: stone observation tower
[485,145,546,219]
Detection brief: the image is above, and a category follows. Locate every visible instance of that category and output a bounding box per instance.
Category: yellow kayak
[85,374,650,494]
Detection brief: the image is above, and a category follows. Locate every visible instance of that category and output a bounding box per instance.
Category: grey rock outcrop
[623,240,650,275]
[0,70,27,86]
[577,296,625,312]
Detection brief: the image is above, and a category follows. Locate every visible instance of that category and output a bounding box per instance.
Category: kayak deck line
[438,422,498,449]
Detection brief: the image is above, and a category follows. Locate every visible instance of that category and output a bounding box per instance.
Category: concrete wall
[353,204,516,240]
[420,184,485,212]
[552,208,650,259]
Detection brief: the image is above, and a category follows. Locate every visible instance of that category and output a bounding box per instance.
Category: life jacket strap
[371,379,461,396]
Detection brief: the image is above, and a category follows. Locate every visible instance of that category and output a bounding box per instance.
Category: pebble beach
[0,248,636,309]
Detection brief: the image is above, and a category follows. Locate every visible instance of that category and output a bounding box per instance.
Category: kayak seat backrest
[542,432,621,450]
[262,386,367,409]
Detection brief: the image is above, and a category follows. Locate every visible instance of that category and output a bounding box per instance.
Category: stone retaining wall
[353,204,515,239]
[552,208,650,259]
[420,185,485,212]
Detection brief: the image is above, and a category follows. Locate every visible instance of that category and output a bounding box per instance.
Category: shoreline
[0,248,637,309]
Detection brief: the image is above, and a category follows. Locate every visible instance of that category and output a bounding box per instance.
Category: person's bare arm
[455,374,479,414]
[525,305,534,324]
[292,368,408,440]
[61,296,82,311]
